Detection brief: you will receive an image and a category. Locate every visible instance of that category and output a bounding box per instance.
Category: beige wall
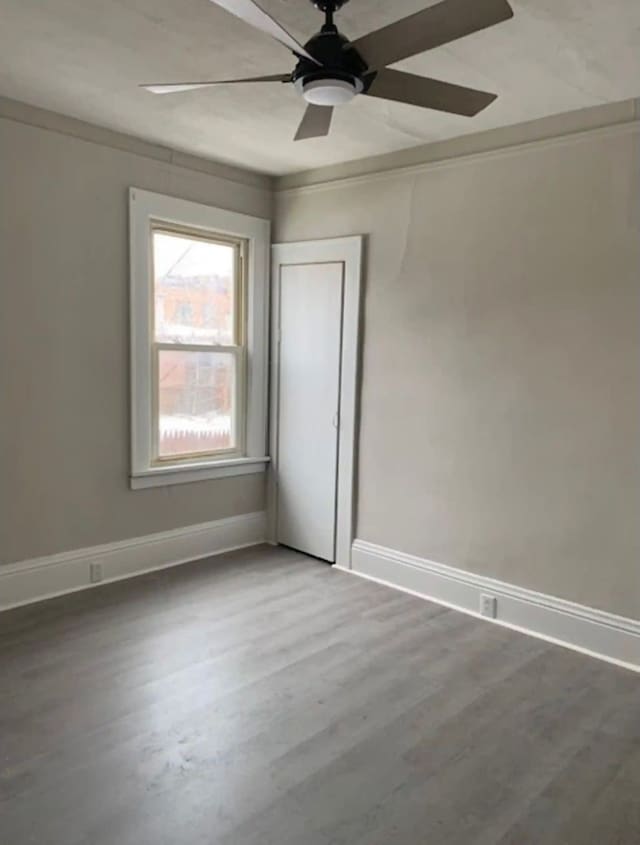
[2,97,639,620]
[0,111,271,564]
[275,126,640,619]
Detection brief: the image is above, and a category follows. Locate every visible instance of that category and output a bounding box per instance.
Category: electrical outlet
[89,562,103,584]
[480,593,497,619]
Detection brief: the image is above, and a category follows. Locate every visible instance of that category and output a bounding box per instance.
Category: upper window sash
[150,222,247,350]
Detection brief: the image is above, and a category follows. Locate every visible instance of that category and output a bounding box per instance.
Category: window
[153,227,243,461]
[129,189,269,488]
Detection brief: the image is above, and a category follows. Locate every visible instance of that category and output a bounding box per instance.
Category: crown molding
[275,99,640,196]
[0,95,273,191]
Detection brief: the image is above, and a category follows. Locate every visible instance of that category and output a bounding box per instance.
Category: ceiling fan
[141,0,514,141]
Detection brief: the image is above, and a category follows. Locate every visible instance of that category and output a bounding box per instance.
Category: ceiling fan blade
[351,0,513,70]
[365,68,497,116]
[294,104,333,141]
[208,0,320,65]
[141,73,291,94]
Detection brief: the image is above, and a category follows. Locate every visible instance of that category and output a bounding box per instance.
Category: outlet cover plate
[480,593,497,619]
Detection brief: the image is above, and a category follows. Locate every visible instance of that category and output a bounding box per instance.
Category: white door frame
[268,236,363,568]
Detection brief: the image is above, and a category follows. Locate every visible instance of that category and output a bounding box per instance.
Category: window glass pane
[157,350,236,458]
[153,230,236,345]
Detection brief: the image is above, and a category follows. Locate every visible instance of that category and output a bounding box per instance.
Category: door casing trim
[268,236,364,567]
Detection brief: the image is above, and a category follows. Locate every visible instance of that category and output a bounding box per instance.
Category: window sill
[130,456,270,489]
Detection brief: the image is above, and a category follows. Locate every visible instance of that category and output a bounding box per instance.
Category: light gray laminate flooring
[1,544,638,844]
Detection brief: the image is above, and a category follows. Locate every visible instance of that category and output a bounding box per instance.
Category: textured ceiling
[0,0,639,175]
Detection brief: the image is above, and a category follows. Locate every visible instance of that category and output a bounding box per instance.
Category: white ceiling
[1,0,639,175]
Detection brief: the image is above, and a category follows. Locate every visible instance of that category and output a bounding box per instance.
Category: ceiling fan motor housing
[293,24,373,106]
[311,0,351,11]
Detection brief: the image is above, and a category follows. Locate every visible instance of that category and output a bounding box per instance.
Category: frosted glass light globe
[302,78,358,106]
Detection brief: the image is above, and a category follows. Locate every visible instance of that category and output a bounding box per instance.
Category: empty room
[1,1,639,842]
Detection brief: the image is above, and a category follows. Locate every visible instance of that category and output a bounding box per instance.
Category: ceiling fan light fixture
[301,77,360,106]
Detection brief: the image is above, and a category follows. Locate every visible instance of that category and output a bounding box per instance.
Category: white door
[275,262,344,561]
[270,237,362,569]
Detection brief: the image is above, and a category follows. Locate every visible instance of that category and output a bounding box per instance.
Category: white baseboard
[1,511,267,611]
[346,540,640,673]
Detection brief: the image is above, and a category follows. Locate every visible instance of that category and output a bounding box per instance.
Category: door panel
[276,262,344,561]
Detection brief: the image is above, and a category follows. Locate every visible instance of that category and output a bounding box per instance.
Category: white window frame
[129,188,270,489]
[150,224,246,464]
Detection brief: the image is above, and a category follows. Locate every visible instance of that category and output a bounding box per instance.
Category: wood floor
[1,545,639,845]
